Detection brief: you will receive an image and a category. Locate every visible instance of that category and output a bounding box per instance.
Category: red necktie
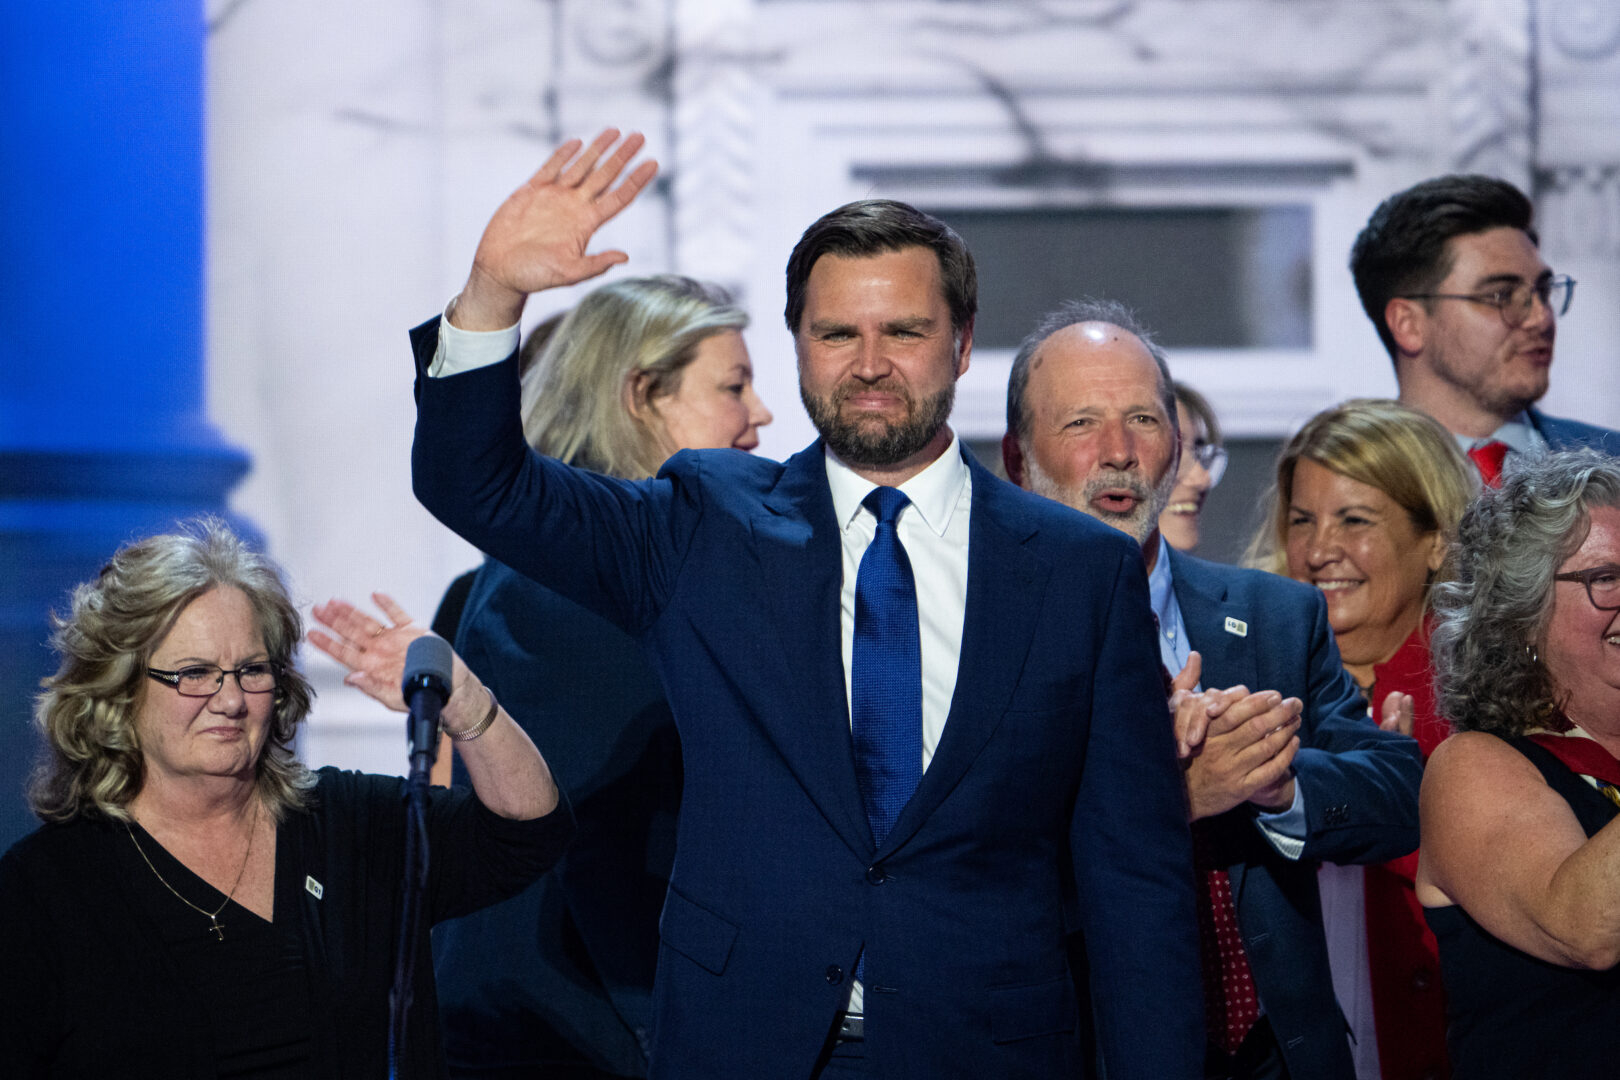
[1467,440,1509,487]
[1192,823,1261,1053]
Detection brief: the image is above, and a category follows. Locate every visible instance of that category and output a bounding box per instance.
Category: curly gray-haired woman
[1418,448,1620,1077]
[0,519,572,1079]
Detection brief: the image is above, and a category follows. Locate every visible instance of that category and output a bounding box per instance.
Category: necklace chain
[125,800,260,942]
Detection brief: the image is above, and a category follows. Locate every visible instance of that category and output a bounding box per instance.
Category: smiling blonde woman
[1248,398,1475,1080]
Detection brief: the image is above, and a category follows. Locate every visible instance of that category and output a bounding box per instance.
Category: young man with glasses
[1350,174,1616,485]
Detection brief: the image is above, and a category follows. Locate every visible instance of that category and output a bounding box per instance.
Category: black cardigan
[0,767,573,1079]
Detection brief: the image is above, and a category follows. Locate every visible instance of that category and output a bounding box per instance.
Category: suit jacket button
[825,965,844,985]
[866,865,887,885]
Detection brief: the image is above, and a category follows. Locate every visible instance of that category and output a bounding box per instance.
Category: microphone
[402,635,453,766]
[391,635,454,1073]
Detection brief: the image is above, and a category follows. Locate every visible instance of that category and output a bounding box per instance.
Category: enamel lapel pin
[1224,616,1248,638]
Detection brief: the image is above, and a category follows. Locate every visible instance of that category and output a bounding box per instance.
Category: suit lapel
[1168,548,1257,694]
[752,442,875,857]
[880,455,1051,856]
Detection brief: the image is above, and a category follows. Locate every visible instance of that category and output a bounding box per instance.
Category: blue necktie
[851,486,922,849]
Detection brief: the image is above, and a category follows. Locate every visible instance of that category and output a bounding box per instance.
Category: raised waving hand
[454,129,659,331]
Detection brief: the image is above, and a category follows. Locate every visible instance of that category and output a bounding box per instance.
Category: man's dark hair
[784,199,977,339]
[1004,298,1176,444]
[1350,174,1538,363]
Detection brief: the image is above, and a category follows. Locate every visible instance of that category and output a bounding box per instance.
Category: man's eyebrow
[1045,404,1105,427]
[806,318,856,334]
[1471,268,1552,289]
[881,315,937,333]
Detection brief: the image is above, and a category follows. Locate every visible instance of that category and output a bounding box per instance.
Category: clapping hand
[1379,690,1415,736]
[1182,685,1303,821]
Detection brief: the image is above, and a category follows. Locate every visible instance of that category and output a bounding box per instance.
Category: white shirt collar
[825,432,969,538]
[1452,411,1544,455]
[1145,534,1175,622]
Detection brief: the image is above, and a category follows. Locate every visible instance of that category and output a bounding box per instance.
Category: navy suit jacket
[410,318,1203,1079]
[1167,548,1422,1080]
[1530,407,1620,454]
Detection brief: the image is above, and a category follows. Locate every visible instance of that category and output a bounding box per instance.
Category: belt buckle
[837,1013,865,1041]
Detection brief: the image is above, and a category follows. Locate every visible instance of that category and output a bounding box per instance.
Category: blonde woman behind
[435,274,772,1080]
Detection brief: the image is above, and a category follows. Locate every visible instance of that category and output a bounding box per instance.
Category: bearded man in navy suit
[1351,174,1617,483]
[409,131,1202,1079]
[1002,300,1422,1080]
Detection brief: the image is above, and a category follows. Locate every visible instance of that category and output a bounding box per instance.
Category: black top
[1425,736,1620,1077]
[120,822,312,1075]
[0,767,573,1079]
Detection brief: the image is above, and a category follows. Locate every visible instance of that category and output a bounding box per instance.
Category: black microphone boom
[390,634,454,1076]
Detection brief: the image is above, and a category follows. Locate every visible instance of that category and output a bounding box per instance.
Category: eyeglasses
[1553,564,1620,611]
[1400,274,1576,329]
[1188,442,1229,488]
[147,662,280,697]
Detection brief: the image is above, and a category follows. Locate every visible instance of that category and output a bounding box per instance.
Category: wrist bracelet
[442,685,499,742]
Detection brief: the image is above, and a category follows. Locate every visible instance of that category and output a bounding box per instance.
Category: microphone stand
[388,639,449,1079]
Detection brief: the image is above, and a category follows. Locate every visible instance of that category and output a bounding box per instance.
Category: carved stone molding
[1445,0,1533,189]
[1538,165,1620,259]
[574,0,662,68]
[671,0,759,298]
[1549,0,1620,62]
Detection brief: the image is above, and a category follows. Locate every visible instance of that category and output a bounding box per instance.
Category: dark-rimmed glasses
[1553,564,1620,611]
[1400,275,1575,329]
[147,662,280,697]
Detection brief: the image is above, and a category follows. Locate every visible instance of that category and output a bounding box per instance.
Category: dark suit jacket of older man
[409,317,1204,1080]
[1167,547,1423,1080]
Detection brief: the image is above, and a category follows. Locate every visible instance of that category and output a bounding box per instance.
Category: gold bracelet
[442,685,499,742]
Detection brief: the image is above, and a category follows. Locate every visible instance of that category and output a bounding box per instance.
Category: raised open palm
[456,129,659,330]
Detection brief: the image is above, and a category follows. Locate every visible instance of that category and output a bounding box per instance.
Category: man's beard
[801,378,955,469]
[1025,457,1176,546]
[1430,334,1548,418]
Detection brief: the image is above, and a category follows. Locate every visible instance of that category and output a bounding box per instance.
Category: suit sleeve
[1291,588,1422,865]
[409,315,696,635]
[1071,546,1204,1079]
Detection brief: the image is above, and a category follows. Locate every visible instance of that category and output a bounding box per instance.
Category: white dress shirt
[428,306,521,376]
[824,438,971,769]
[1452,409,1547,457]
